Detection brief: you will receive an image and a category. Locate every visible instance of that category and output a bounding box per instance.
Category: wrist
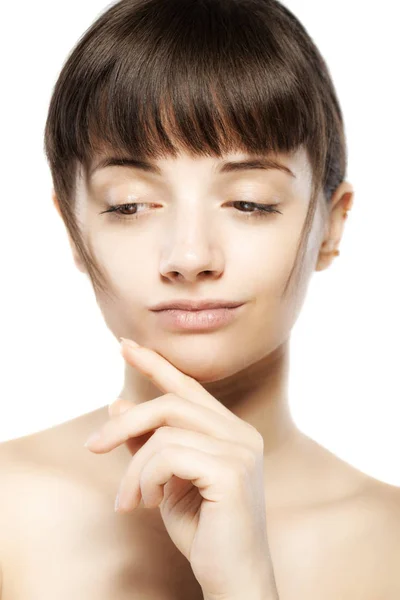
[202,560,279,600]
[203,594,277,600]
[203,586,278,600]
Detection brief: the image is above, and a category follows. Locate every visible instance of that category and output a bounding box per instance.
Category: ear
[315,181,355,272]
[52,189,87,275]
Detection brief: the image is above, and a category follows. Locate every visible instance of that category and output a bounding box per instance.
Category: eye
[99,200,282,223]
[99,202,154,222]
[229,200,282,220]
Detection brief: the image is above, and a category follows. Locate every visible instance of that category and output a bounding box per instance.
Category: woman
[1,0,399,598]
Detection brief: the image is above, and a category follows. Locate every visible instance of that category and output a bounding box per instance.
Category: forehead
[87,147,311,182]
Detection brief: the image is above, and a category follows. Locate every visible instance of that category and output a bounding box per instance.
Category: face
[60,146,346,383]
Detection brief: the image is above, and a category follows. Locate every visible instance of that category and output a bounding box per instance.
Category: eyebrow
[89,155,296,179]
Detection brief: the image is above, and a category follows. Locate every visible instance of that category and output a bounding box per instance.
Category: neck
[118,337,301,464]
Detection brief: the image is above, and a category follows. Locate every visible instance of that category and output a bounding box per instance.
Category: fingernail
[119,337,140,350]
[114,493,120,512]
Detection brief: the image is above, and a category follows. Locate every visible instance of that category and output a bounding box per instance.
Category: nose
[159,212,224,283]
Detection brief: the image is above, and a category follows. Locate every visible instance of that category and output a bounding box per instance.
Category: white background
[0,1,398,485]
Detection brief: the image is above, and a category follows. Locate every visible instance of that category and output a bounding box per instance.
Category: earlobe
[315,252,335,272]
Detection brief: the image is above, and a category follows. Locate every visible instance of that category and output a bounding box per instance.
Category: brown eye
[230,201,282,219]
[100,202,153,222]
[99,200,282,223]
[109,203,139,216]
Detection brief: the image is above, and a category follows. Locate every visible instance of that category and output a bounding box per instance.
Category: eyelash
[100,201,282,223]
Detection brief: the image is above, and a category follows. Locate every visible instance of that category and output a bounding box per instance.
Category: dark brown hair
[43,0,347,302]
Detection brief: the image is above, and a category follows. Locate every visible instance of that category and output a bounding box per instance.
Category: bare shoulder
[0,426,116,511]
[269,432,400,599]
[0,433,201,600]
[324,475,400,597]
[0,436,29,511]
[349,471,400,532]
[0,432,113,600]
[0,423,114,556]
[0,409,128,531]
[0,438,26,600]
[272,474,400,599]
[0,436,49,551]
[358,474,400,535]
[363,474,400,504]
[324,455,400,586]
[349,475,400,594]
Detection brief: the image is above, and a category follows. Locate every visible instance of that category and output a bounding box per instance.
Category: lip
[152,305,245,331]
[150,299,245,311]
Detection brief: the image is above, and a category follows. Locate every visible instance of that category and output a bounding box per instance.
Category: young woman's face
[73,146,327,382]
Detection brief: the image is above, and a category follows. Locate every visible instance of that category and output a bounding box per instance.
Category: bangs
[44,0,347,299]
[49,0,322,178]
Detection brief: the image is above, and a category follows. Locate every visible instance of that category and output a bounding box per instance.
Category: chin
[158,348,243,383]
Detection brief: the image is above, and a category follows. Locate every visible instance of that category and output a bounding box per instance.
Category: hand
[84,338,278,600]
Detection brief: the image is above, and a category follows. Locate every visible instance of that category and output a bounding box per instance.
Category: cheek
[89,230,151,289]
[234,228,299,292]
[89,209,303,299]
[236,226,308,350]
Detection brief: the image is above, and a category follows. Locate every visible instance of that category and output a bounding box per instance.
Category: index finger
[120,341,239,421]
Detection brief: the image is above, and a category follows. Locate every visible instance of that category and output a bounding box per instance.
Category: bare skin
[1,412,400,599]
[1,147,399,599]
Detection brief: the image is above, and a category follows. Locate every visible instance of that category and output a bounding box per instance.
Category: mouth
[151,304,245,331]
[150,299,245,311]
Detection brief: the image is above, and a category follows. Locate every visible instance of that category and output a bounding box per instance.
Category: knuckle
[165,392,185,414]
[251,429,264,452]
[153,425,172,442]
[242,421,264,451]
[152,425,171,449]
[165,392,180,405]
